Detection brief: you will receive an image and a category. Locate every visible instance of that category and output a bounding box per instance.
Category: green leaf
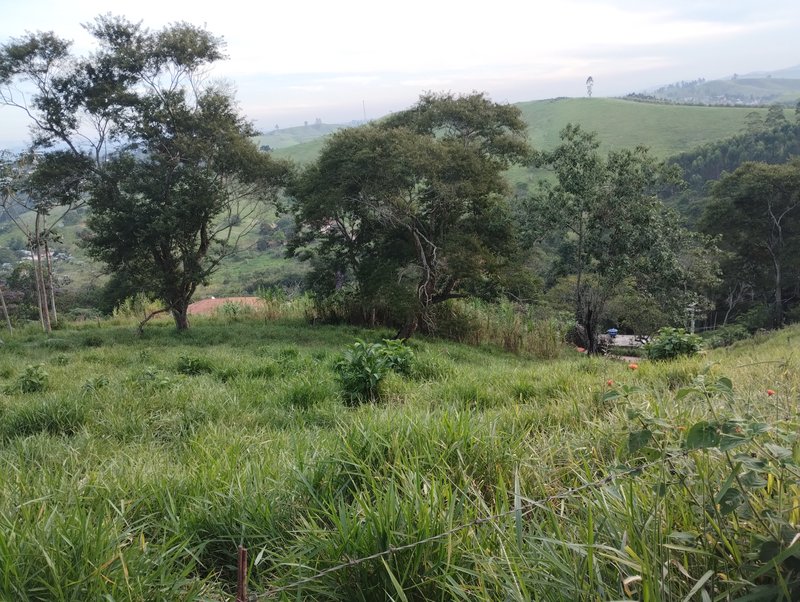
[682,569,713,602]
[685,421,720,449]
[715,376,733,392]
[675,387,700,400]
[740,471,768,489]
[716,487,743,515]
[628,428,653,454]
[764,443,793,462]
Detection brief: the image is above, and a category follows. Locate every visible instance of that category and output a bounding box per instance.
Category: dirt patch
[187,297,264,316]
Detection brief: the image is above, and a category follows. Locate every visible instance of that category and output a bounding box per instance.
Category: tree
[523,124,707,351]
[0,16,288,330]
[765,104,787,129]
[0,150,86,332]
[586,76,594,98]
[288,92,530,338]
[701,160,800,327]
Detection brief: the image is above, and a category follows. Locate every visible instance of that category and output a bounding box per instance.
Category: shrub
[702,324,751,349]
[176,354,214,376]
[82,334,104,348]
[644,327,703,360]
[7,364,49,394]
[217,302,252,321]
[335,339,415,404]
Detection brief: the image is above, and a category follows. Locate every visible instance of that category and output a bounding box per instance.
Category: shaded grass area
[0,318,799,600]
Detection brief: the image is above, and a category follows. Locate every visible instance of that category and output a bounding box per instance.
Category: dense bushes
[334,339,414,404]
[644,327,703,360]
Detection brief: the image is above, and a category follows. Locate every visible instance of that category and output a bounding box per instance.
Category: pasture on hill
[0,98,773,304]
[273,98,772,166]
[0,310,799,600]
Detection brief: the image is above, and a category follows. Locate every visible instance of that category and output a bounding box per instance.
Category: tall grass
[431,299,572,359]
[0,315,798,599]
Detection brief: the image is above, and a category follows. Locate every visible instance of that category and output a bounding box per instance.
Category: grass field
[273,98,772,167]
[1,312,798,600]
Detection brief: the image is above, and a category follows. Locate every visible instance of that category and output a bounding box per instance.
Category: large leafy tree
[701,160,800,327]
[523,124,712,351]
[288,92,530,338]
[0,16,288,330]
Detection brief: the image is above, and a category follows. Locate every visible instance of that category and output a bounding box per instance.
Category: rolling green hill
[0,98,780,306]
[274,98,773,170]
[254,122,348,150]
[649,74,800,106]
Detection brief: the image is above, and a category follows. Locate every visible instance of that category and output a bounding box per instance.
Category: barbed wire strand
[254,450,688,600]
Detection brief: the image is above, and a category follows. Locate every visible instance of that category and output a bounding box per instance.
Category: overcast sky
[1,0,798,147]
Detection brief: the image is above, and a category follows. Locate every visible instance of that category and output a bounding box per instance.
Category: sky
[0,0,798,147]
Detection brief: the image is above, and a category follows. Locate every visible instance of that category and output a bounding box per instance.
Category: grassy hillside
[518,98,770,157]
[0,313,798,599]
[0,98,776,303]
[275,99,773,168]
[254,122,348,150]
[651,76,800,106]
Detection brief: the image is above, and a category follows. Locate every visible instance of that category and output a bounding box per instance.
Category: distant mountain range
[635,65,800,107]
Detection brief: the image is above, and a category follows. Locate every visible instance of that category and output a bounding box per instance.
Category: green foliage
[176,355,214,376]
[430,299,569,359]
[644,327,703,360]
[701,160,800,328]
[334,339,415,404]
[702,323,751,348]
[0,16,290,331]
[523,124,712,352]
[289,92,530,337]
[282,378,332,410]
[2,397,85,439]
[617,374,800,599]
[0,312,798,599]
[6,364,49,393]
[216,301,252,321]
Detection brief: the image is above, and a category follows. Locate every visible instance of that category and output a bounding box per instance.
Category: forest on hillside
[0,18,799,352]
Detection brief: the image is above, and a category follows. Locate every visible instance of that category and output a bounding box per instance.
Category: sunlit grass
[0,316,798,600]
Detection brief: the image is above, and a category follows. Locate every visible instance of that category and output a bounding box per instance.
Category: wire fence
[235,450,688,601]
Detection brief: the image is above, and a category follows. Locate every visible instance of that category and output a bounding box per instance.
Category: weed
[6,364,49,394]
[176,355,214,376]
[52,354,70,366]
[283,378,332,409]
[645,327,703,360]
[334,339,414,404]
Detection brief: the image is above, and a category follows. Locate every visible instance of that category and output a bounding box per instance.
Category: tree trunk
[44,237,57,326]
[773,257,783,327]
[172,303,190,331]
[396,315,418,341]
[0,282,11,333]
[31,213,51,333]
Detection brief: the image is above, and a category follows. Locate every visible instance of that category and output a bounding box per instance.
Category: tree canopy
[0,16,288,329]
[523,124,715,351]
[701,160,800,327]
[288,92,531,338]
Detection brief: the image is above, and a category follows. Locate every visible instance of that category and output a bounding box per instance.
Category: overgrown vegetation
[644,326,703,360]
[1,15,800,599]
[0,313,798,600]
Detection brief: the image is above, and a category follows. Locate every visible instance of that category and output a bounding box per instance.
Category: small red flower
[606,379,614,386]
[766,389,775,396]
[628,363,639,370]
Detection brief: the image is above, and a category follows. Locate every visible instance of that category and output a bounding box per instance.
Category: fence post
[237,546,248,602]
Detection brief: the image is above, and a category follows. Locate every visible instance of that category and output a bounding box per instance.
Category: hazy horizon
[1,0,799,148]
